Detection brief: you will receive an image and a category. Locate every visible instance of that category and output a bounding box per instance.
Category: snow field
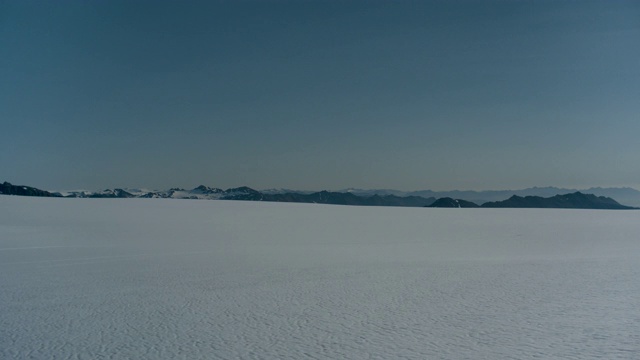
[1,197,640,359]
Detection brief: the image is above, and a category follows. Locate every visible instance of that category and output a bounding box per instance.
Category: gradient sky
[2,0,639,191]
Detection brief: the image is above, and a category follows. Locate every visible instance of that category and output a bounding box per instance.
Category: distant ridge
[261,191,435,207]
[2,182,435,208]
[0,182,61,197]
[344,186,640,208]
[428,198,479,208]
[2,181,638,210]
[54,185,435,206]
[480,192,635,210]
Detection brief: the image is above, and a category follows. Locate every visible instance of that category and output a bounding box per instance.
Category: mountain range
[428,198,480,208]
[0,181,59,197]
[1,182,436,207]
[479,192,635,210]
[341,186,640,208]
[2,181,638,209]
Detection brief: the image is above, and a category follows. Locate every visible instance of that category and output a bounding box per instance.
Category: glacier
[1,196,639,359]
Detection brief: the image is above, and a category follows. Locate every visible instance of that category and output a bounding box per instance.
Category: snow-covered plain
[1,197,640,359]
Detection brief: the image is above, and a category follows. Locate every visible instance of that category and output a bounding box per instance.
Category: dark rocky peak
[225,186,260,194]
[429,197,479,208]
[482,192,634,209]
[0,181,60,197]
[113,189,134,198]
[88,188,134,198]
[220,186,263,201]
[192,185,223,194]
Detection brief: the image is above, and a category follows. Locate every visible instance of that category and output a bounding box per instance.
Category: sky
[1,0,639,192]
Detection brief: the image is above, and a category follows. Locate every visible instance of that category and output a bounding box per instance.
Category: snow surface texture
[1,197,639,359]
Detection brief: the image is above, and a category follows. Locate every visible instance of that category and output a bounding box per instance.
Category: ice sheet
[1,197,639,359]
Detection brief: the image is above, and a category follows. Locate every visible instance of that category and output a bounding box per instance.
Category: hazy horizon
[2,1,639,191]
[5,179,639,195]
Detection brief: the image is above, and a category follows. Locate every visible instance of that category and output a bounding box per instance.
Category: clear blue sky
[2,0,639,191]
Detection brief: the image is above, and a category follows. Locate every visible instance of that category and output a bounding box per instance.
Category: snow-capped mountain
[66,185,265,201]
[4,181,640,208]
[53,185,435,206]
